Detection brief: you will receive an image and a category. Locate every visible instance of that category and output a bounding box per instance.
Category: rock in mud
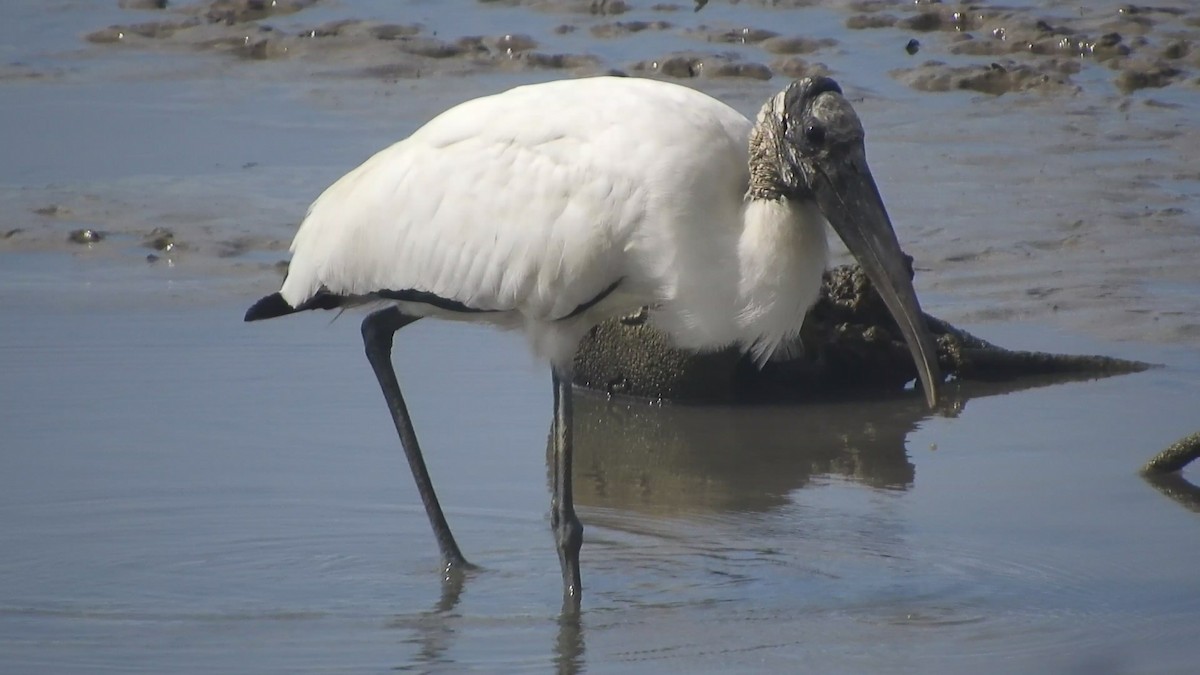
[771,56,831,79]
[492,33,538,53]
[238,36,290,60]
[369,23,422,41]
[68,229,106,244]
[631,52,772,80]
[631,53,704,78]
[144,228,177,252]
[684,26,779,45]
[35,204,70,217]
[898,12,945,33]
[710,61,773,80]
[86,20,198,43]
[759,35,837,55]
[572,263,1149,404]
[590,20,671,38]
[846,14,897,30]
[1161,40,1189,60]
[509,52,601,71]
[893,59,1079,96]
[1115,60,1181,92]
[487,0,629,16]
[203,0,318,25]
[297,19,363,39]
[394,36,466,59]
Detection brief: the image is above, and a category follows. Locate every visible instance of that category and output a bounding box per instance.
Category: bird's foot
[441,555,480,582]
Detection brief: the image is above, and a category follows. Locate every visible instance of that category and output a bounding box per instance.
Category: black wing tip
[245,292,293,322]
[245,289,351,321]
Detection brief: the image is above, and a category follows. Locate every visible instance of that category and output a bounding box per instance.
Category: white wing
[280,77,753,327]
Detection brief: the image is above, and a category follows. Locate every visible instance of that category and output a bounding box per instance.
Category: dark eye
[804,123,826,147]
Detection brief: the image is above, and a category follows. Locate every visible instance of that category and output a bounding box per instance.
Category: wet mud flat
[64,0,1200,95]
[5,0,1200,343]
[3,1,1200,674]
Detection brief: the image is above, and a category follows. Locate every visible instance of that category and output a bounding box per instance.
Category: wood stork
[245,75,940,610]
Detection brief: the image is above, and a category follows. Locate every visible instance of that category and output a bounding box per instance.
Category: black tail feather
[245,286,512,323]
[244,291,346,321]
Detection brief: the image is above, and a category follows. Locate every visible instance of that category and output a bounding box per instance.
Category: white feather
[279,76,831,367]
[736,199,829,365]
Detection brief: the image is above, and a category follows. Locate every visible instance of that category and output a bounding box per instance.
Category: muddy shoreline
[71,1,1200,96]
[4,0,1198,348]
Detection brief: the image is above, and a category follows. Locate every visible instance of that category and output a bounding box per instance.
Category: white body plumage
[248,75,938,603]
[279,76,830,367]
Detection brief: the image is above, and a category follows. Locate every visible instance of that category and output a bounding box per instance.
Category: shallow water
[3,1,1200,673]
[3,297,1199,674]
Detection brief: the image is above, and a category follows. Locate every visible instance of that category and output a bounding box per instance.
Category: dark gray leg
[551,369,584,610]
[362,307,472,575]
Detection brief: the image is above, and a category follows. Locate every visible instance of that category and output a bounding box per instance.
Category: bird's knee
[555,515,583,556]
[362,307,418,355]
[361,311,392,351]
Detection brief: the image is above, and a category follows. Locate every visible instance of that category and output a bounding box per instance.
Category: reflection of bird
[569,394,923,519]
[244,75,940,610]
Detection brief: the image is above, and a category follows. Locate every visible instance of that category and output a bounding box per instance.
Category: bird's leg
[362,307,473,576]
[551,369,584,611]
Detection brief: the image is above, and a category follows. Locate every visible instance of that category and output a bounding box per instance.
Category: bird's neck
[747,129,783,201]
[735,197,830,364]
[746,91,799,202]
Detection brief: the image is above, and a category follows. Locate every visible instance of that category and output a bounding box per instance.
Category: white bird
[245,75,940,610]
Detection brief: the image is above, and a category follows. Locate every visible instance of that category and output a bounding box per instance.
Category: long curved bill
[811,146,941,408]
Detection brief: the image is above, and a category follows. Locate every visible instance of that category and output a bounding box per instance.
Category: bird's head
[751,76,942,408]
[750,76,856,201]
